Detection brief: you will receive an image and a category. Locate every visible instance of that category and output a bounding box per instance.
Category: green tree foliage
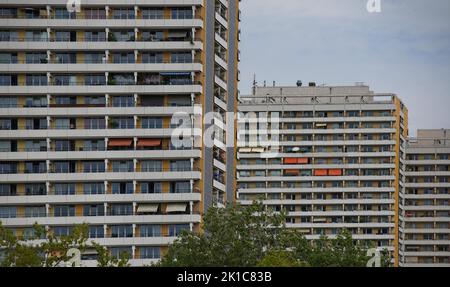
[158,202,383,267]
[0,223,129,267]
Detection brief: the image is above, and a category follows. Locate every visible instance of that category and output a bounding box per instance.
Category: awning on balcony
[313,218,327,223]
[108,138,133,147]
[166,203,188,213]
[137,204,159,214]
[136,139,162,148]
[168,31,188,38]
[239,148,252,153]
[251,147,265,153]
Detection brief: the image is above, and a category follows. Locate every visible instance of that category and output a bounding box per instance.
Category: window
[25,184,46,196]
[84,183,105,195]
[53,226,73,237]
[112,161,134,172]
[83,205,104,216]
[141,182,162,194]
[0,206,16,218]
[170,160,191,172]
[25,161,46,173]
[25,96,47,107]
[85,96,106,106]
[172,8,192,19]
[53,205,75,217]
[140,225,161,237]
[141,161,162,172]
[84,8,106,19]
[25,206,45,218]
[112,53,135,64]
[84,53,104,64]
[54,183,75,195]
[82,140,105,151]
[168,224,189,237]
[25,30,47,41]
[54,75,77,86]
[54,53,77,64]
[112,95,134,107]
[142,52,163,63]
[110,30,135,42]
[141,117,163,129]
[111,182,134,194]
[25,52,47,64]
[140,247,160,259]
[110,117,134,129]
[84,118,106,130]
[112,8,134,19]
[85,31,106,42]
[83,161,105,173]
[0,96,17,107]
[0,31,18,41]
[111,225,133,238]
[142,8,163,19]
[55,31,76,42]
[0,184,16,196]
[26,74,47,86]
[85,74,106,85]
[171,52,192,63]
[110,247,132,259]
[53,161,74,173]
[55,96,76,106]
[55,140,73,151]
[171,182,190,193]
[54,8,76,19]
[141,30,163,42]
[110,204,133,216]
[89,226,104,238]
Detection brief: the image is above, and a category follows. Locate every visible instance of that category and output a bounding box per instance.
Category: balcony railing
[0,13,203,20]
[0,80,201,87]
[0,167,199,175]
[0,36,203,43]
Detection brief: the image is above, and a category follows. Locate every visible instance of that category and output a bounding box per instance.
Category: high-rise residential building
[400,129,450,267]
[237,84,408,266]
[0,0,240,266]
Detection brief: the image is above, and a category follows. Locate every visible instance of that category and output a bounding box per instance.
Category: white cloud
[238,0,450,131]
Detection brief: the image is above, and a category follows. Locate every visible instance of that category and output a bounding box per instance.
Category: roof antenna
[252,74,257,95]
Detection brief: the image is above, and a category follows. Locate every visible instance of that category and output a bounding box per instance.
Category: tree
[257,250,306,267]
[158,202,381,267]
[0,223,129,267]
[157,202,298,267]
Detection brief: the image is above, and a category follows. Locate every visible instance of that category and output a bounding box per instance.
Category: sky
[238,0,450,136]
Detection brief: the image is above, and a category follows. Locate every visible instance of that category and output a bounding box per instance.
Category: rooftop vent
[308,82,316,87]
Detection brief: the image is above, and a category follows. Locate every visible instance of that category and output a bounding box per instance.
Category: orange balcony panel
[137,139,162,148]
[314,169,328,176]
[283,158,298,164]
[108,138,133,147]
[328,169,343,176]
[297,158,309,164]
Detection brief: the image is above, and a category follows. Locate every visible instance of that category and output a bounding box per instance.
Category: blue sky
[239,0,450,135]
